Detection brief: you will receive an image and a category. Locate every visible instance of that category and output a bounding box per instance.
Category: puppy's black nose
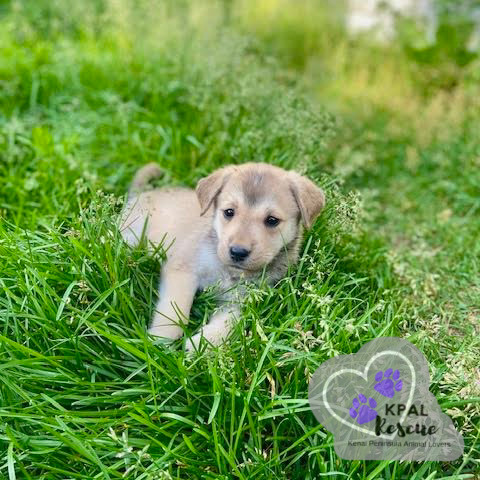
[229,246,250,262]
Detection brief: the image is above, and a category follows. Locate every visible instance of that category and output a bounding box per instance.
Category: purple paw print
[374,369,403,398]
[349,394,378,425]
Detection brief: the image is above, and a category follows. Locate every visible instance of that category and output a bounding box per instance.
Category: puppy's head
[196,163,325,272]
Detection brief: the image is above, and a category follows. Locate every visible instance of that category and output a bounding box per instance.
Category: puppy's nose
[229,246,250,262]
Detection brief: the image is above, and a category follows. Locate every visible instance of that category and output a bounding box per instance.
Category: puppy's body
[123,187,220,287]
[121,163,324,350]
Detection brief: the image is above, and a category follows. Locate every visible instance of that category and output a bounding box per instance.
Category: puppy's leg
[149,268,197,339]
[185,304,240,352]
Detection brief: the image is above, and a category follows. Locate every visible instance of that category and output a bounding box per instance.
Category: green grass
[0,1,479,478]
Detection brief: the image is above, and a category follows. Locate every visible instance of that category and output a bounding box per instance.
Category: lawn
[0,1,479,479]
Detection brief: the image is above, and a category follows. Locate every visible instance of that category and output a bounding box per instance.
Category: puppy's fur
[121,163,325,350]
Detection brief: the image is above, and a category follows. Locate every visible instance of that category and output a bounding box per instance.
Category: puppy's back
[120,187,209,251]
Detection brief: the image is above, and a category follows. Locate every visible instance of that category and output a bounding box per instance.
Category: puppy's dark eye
[224,208,235,219]
[265,216,280,227]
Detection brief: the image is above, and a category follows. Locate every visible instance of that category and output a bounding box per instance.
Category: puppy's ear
[289,172,325,229]
[196,166,233,216]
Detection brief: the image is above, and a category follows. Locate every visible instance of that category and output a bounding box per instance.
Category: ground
[0,1,479,479]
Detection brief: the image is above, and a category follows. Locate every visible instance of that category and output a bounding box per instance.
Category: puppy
[120,163,325,350]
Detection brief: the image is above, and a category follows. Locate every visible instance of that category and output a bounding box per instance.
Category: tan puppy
[120,163,325,351]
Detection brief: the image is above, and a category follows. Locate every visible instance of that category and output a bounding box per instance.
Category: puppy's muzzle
[229,245,250,262]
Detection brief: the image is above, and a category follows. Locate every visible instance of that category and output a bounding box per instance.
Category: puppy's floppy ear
[288,171,325,229]
[196,166,233,216]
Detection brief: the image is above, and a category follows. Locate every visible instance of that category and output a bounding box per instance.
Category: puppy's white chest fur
[195,235,231,290]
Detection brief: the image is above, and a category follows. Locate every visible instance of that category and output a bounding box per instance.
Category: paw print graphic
[374,369,403,398]
[349,394,378,425]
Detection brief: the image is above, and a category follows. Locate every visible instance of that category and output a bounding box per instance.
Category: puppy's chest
[195,242,232,291]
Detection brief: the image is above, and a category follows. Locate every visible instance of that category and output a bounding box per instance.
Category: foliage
[0,1,479,479]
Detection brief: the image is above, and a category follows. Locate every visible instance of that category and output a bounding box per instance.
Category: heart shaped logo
[308,337,464,461]
[322,350,416,440]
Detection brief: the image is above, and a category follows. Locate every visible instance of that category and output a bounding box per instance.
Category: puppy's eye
[265,216,280,227]
[223,208,235,219]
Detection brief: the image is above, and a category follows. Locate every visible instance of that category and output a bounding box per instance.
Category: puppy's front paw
[148,323,184,340]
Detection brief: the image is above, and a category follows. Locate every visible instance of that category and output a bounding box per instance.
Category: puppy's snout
[229,245,250,262]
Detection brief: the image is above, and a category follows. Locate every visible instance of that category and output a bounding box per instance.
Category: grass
[0,0,479,478]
